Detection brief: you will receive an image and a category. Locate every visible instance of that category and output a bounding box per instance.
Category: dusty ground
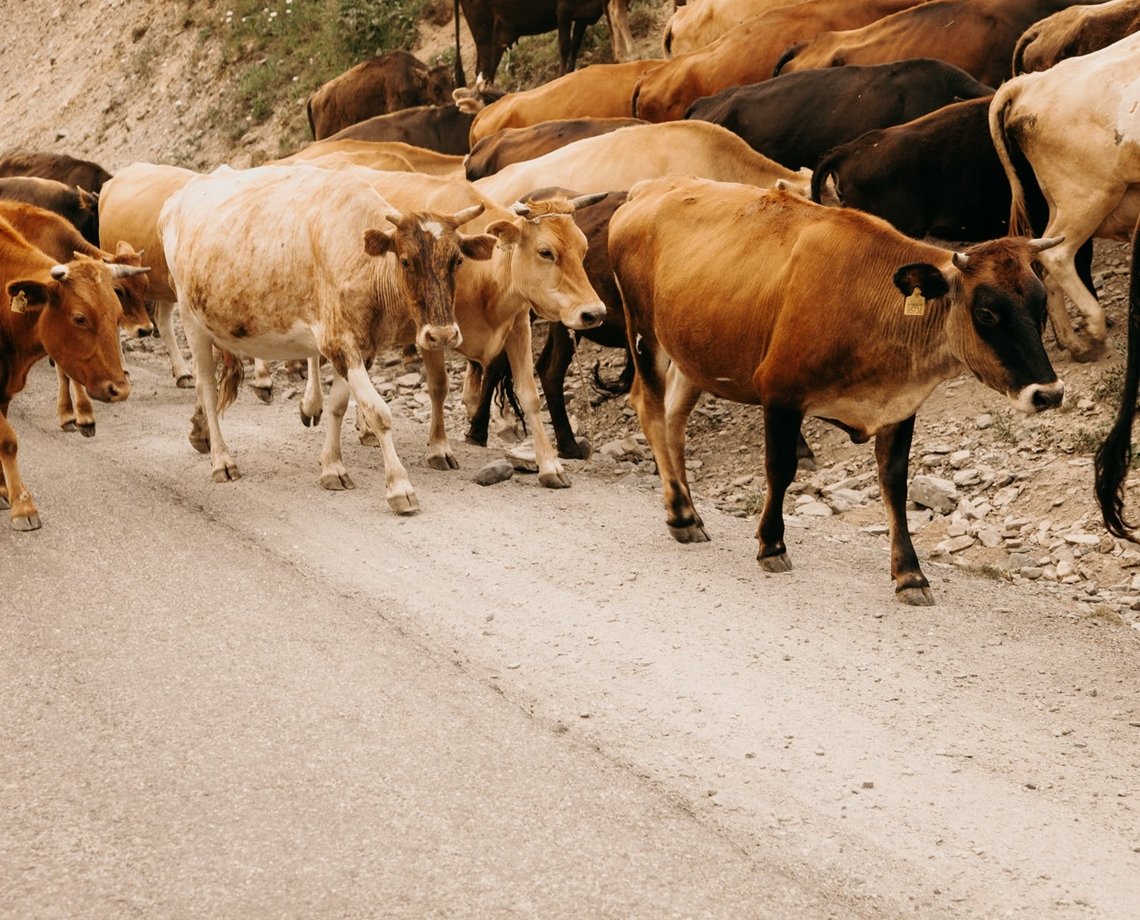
[4,0,1140,916]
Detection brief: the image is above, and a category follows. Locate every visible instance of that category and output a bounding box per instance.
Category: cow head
[425,64,456,106]
[894,237,1065,413]
[105,240,153,337]
[8,254,133,402]
[484,194,607,331]
[363,204,497,351]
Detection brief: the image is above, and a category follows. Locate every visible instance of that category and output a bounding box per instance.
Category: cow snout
[418,323,462,351]
[134,324,154,338]
[566,301,606,331]
[89,377,132,403]
[1013,380,1064,414]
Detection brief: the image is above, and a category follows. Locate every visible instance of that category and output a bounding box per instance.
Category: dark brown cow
[775,0,1102,87]
[1014,0,1140,73]
[328,103,480,155]
[0,151,112,193]
[454,0,607,84]
[0,176,100,246]
[465,118,645,180]
[610,176,1064,605]
[1,217,135,530]
[686,58,992,169]
[632,0,931,122]
[0,200,150,437]
[307,51,456,140]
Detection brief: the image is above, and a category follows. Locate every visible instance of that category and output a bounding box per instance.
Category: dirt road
[3,352,1140,918]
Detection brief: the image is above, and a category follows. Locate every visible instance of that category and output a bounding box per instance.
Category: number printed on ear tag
[904,287,926,317]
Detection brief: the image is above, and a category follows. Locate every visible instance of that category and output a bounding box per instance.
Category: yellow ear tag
[10,291,28,314]
[904,287,926,316]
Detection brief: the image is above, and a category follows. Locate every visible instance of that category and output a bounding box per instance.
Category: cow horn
[108,264,151,279]
[952,252,969,270]
[1027,236,1064,253]
[383,208,404,226]
[508,200,532,217]
[569,192,608,210]
[448,203,485,226]
[49,264,69,281]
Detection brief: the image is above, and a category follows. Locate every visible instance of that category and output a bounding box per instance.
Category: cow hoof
[465,432,488,447]
[539,470,571,489]
[758,552,793,573]
[428,454,459,471]
[797,455,817,472]
[78,423,95,438]
[11,512,41,531]
[175,374,194,389]
[60,420,78,433]
[189,434,210,454]
[559,437,592,460]
[1069,339,1107,363]
[668,522,709,543]
[252,384,273,404]
[897,586,935,606]
[301,410,322,428]
[211,464,240,483]
[388,492,420,515]
[320,471,356,491]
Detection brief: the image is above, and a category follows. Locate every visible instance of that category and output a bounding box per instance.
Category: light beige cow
[664,0,809,56]
[277,139,465,177]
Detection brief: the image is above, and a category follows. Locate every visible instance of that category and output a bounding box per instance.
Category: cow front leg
[318,372,355,490]
[56,365,77,432]
[153,301,195,387]
[183,313,239,482]
[756,405,803,572]
[346,364,418,514]
[421,347,459,470]
[70,378,95,437]
[464,357,495,447]
[875,415,933,605]
[504,315,568,488]
[300,357,323,427]
[0,409,39,530]
[250,359,274,403]
[538,324,590,459]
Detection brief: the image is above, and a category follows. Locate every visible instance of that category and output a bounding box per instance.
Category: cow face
[899,238,1064,413]
[8,255,131,402]
[364,204,496,351]
[487,196,606,331]
[106,240,153,338]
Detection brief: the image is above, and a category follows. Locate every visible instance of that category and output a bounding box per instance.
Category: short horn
[383,208,404,226]
[1028,236,1064,253]
[49,264,69,281]
[569,192,608,210]
[108,264,151,279]
[508,200,532,217]
[448,203,485,226]
[952,252,969,270]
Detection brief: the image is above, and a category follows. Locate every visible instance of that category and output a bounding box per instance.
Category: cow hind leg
[875,415,933,605]
[0,410,39,530]
[756,405,804,572]
[539,324,591,459]
[465,357,495,447]
[154,301,195,387]
[183,313,239,483]
[421,347,459,470]
[250,359,274,403]
[318,373,355,491]
[300,357,324,427]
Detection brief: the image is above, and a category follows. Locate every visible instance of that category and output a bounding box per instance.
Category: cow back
[329,104,475,155]
[466,117,646,180]
[0,176,99,246]
[0,151,111,193]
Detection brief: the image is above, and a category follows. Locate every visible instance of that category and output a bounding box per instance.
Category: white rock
[910,475,959,513]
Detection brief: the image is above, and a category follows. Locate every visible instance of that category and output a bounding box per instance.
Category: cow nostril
[138,327,153,338]
[1033,387,1062,411]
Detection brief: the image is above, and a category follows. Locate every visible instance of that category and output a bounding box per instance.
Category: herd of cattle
[3,0,1140,607]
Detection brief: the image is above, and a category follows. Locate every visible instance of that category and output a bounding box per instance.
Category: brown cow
[0,200,150,436]
[465,117,645,180]
[307,51,456,140]
[633,0,931,123]
[0,151,112,193]
[327,103,478,155]
[0,176,100,246]
[775,0,1102,87]
[610,176,1064,605]
[664,0,809,56]
[466,60,663,143]
[1,217,136,530]
[1013,0,1140,73]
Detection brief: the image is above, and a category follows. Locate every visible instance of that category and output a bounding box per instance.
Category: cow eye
[72,313,88,327]
[453,255,463,269]
[973,306,999,327]
[538,248,555,262]
[399,256,411,268]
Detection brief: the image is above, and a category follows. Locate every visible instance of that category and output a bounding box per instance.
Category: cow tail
[217,350,244,416]
[988,79,1031,237]
[1011,28,1035,76]
[1095,219,1140,540]
[773,43,803,78]
[453,0,467,88]
[630,80,642,118]
[663,16,674,57]
[811,148,840,204]
[493,359,527,433]
[305,95,317,140]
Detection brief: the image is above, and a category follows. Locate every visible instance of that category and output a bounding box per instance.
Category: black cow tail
[453,0,467,88]
[811,149,839,204]
[772,43,802,78]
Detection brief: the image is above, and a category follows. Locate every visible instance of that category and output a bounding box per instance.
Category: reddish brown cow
[610,176,1064,605]
[327,103,478,155]
[307,51,456,140]
[1,217,137,530]
[1013,0,1140,73]
[0,176,100,246]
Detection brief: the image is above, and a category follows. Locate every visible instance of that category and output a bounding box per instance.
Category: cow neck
[458,238,519,330]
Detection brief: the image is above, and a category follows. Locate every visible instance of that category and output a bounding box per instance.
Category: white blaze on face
[419,219,444,239]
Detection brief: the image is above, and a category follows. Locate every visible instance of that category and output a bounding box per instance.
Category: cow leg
[300,357,323,427]
[756,405,803,572]
[421,347,459,470]
[56,365,76,432]
[250,359,274,403]
[874,415,933,605]
[0,409,39,530]
[183,313,240,482]
[565,19,589,73]
[318,372,354,491]
[606,0,634,62]
[464,358,494,446]
[539,324,589,459]
[154,301,195,387]
[345,364,418,514]
[69,377,96,437]
[504,314,568,488]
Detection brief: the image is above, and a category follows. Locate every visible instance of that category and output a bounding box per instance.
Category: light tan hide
[277,139,465,177]
[664,0,809,56]
[1013,0,1140,73]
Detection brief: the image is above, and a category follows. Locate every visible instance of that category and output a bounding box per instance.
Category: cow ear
[7,279,54,314]
[363,227,396,257]
[458,232,497,261]
[892,263,949,300]
[485,219,521,246]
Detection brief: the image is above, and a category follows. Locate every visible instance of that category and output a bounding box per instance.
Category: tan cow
[159,165,498,512]
[466,60,664,144]
[1013,0,1140,73]
[990,31,1140,360]
[1,217,137,530]
[0,201,149,436]
[354,171,605,488]
[278,139,466,177]
[664,0,808,56]
[610,176,1064,604]
[472,121,810,206]
[633,0,930,122]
